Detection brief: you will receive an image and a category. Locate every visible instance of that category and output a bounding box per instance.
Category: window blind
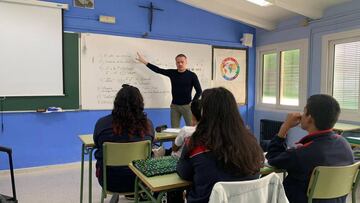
[333,41,360,110]
[262,53,277,104]
[280,49,300,106]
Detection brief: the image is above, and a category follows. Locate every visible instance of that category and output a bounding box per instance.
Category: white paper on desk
[263,152,271,167]
[163,128,181,133]
[347,136,360,140]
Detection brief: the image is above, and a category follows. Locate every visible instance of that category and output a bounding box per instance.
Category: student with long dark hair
[93,84,154,193]
[177,87,264,203]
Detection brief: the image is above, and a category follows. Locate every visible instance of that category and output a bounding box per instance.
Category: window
[332,40,360,110]
[257,39,308,110]
[322,29,360,121]
[262,53,277,104]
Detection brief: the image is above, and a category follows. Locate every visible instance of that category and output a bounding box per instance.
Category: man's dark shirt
[147,63,202,105]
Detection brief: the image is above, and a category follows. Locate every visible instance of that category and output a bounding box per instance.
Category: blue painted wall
[254,1,360,137]
[0,0,256,169]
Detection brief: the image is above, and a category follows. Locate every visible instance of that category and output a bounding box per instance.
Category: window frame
[321,29,360,121]
[256,39,308,111]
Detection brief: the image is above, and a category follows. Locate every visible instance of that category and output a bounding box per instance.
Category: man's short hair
[175,54,187,59]
[305,94,340,130]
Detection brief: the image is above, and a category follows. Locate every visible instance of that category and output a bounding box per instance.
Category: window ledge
[255,104,303,113]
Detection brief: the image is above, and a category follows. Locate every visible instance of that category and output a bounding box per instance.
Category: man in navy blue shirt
[136,52,202,128]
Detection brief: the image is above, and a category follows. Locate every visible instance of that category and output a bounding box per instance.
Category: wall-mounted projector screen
[0,0,64,97]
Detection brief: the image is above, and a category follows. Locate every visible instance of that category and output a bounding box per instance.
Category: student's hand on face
[284,113,302,128]
[278,112,302,138]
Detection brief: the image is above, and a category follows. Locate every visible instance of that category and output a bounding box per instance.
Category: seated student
[266,94,354,203]
[93,84,154,194]
[171,99,201,158]
[177,87,264,203]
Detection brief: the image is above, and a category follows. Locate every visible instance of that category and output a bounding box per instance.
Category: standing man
[136,52,202,128]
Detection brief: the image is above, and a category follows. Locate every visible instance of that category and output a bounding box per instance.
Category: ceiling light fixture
[246,0,272,7]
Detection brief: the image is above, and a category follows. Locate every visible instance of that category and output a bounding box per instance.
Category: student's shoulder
[96,114,112,125]
[146,118,154,126]
[189,145,210,158]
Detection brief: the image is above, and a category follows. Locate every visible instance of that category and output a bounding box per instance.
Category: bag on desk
[155,125,167,132]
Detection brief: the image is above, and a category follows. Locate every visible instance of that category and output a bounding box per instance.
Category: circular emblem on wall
[220,57,240,81]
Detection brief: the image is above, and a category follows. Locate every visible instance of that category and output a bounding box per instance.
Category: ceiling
[177,0,352,30]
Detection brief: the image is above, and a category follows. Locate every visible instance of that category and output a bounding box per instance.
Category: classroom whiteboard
[0,0,64,97]
[80,33,212,109]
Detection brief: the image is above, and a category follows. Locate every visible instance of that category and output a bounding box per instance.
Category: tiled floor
[0,162,359,203]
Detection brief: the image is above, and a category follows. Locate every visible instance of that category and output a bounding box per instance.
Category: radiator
[260,119,283,152]
[260,119,283,140]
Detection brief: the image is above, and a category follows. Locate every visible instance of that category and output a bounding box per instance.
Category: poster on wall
[212,47,247,104]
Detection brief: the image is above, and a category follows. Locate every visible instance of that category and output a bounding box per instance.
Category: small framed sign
[74,0,94,9]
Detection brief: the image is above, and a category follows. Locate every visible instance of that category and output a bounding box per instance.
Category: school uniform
[93,114,154,193]
[177,145,259,203]
[266,129,354,203]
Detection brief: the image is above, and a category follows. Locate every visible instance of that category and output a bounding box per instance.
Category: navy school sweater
[266,130,354,203]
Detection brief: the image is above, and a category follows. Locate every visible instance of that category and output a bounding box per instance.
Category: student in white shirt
[172,99,201,157]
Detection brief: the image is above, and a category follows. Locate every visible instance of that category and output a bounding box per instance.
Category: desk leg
[134,177,139,203]
[156,192,166,203]
[135,176,170,203]
[137,181,158,202]
[88,148,94,203]
[80,144,85,203]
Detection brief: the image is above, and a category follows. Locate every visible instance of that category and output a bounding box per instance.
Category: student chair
[101,140,151,203]
[208,172,289,203]
[307,162,360,203]
[0,146,17,203]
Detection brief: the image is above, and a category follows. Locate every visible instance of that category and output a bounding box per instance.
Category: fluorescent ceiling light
[246,0,272,7]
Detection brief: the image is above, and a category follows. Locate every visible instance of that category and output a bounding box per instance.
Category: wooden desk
[78,132,178,203]
[333,122,360,148]
[345,137,360,147]
[155,132,178,143]
[129,162,191,203]
[333,123,360,132]
[128,159,281,203]
[260,165,283,175]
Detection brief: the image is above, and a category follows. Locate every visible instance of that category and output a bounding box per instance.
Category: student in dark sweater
[177,87,264,203]
[266,94,354,203]
[136,52,202,128]
[93,84,154,193]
